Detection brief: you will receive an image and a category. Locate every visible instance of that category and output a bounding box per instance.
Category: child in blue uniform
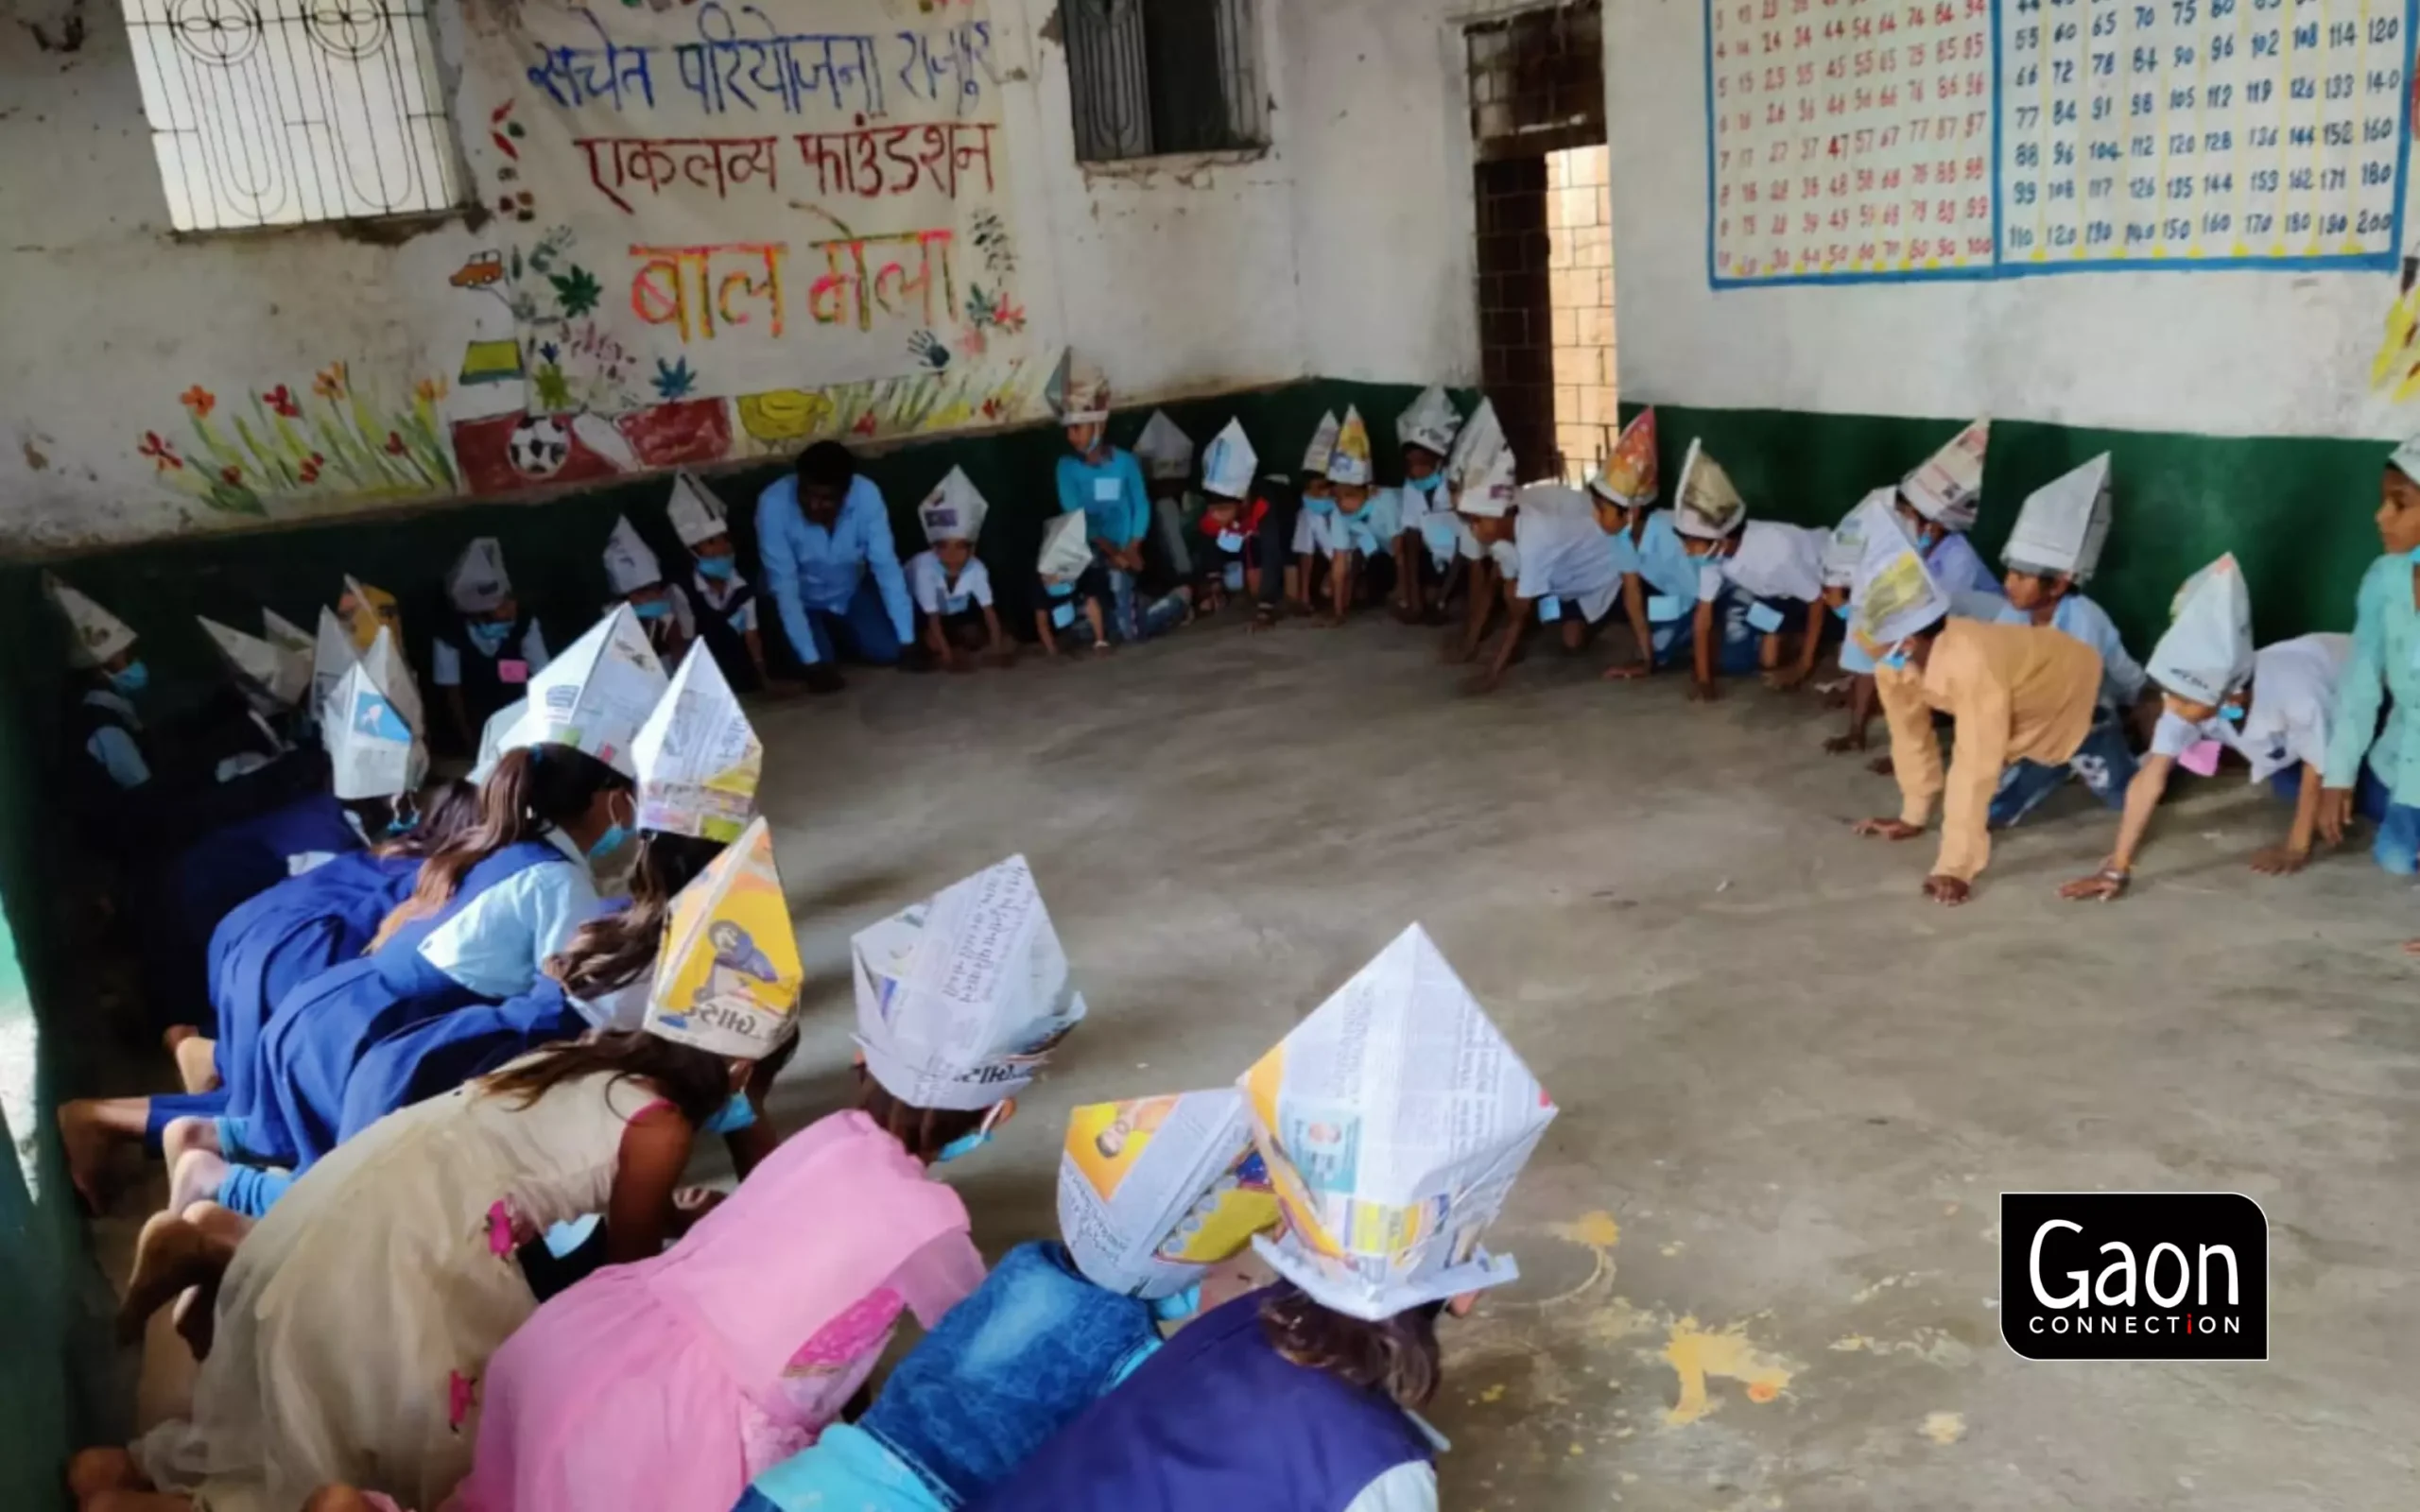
[2320,436,2420,874]
[1055,363,1150,642]
[430,539,549,756]
[1389,387,1462,623]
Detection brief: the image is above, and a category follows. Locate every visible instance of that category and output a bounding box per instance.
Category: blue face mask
[469,621,513,655]
[934,1129,992,1163]
[108,660,150,696]
[2220,702,2246,725]
[586,824,631,866]
[1878,643,1912,672]
[1150,1282,1203,1322]
[696,555,736,580]
[1304,494,1337,517]
[1832,602,1852,622]
[632,599,671,622]
[702,1090,756,1136]
[1409,472,1443,495]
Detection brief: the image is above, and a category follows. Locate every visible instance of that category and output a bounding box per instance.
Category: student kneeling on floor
[908,468,1012,672]
[757,440,920,693]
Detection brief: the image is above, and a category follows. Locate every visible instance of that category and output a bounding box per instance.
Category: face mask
[1150,1283,1203,1322]
[1305,494,1337,517]
[1409,472,1443,495]
[702,1090,756,1136]
[2220,702,2246,725]
[469,621,512,655]
[586,823,631,867]
[632,599,671,622]
[1832,602,1852,622]
[934,1129,991,1163]
[1878,643,1912,672]
[108,660,150,696]
[696,555,736,580]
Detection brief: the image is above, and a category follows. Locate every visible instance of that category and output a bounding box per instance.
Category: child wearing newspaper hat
[731,1090,1281,1512]
[1192,420,1279,619]
[82,828,793,1512]
[1584,409,1700,682]
[430,539,550,756]
[1034,508,1116,656]
[1817,490,1901,757]
[980,925,1555,1512]
[1309,407,1402,626]
[909,467,1014,672]
[2063,556,2357,902]
[1895,419,2004,600]
[1668,441,1832,699]
[1390,387,1462,623]
[455,854,1084,1512]
[666,471,783,694]
[604,515,698,665]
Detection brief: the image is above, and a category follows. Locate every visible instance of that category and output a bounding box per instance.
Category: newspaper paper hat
[1456,419,1518,521]
[1850,523,1952,651]
[633,647,762,843]
[603,516,665,596]
[1326,406,1374,487]
[2148,554,2256,704]
[199,616,289,706]
[1396,387,1461,459]
[1201,419,1257,501]
[338,576,401,654]
[852,854,1087,1112]
[1587,407,1659,509]
[2391,436,2420,485]
[471,697,525,785]
[1825,489,1903,590]
[1059,1087,1283,1300]
[645,816,804,1059]
[46,575,136,669]
[2004,454,2114,584]
[917,467,990,544]
[1302,412,1341,477]
[1134,410,1197,482]
[1038,510,1093,580]
[666,471,731,548]
[312,607,354,716]
[1900,419,1991,531]
[262,609,315,709]
[1059,358,1111,426]
[322,627,427,800]
[446,539,512,616]
[1241,924,1555,1321]
[504,604,669,776]
[1673,439,1747,540]
[1446,398,1505,483]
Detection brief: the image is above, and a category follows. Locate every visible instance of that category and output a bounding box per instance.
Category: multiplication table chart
[1703,0,2415,283]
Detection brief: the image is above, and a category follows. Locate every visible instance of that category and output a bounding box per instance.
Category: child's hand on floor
[1763,666,1811,693]
[2058,867,2129,902]
[1921,874,1972,906]
[1824,730,1867,753]
[2247,842,2311,875]
[1602,659,1651,681]
[1688,679,1722,702]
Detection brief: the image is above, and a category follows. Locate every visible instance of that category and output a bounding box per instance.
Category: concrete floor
[747,615,2417,1512]
[103,611,2420,1508]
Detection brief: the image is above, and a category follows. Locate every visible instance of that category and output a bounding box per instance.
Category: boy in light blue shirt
[2320,438,2420,875]
[1054,363,1150,641]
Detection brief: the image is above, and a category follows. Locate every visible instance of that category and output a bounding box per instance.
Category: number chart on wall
[1704,0,2417,284]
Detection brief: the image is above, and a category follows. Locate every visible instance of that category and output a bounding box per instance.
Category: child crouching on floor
[1035,510,1113,657]
[665,472,781,692]
[1671,441,1828,700]
[908,468,1012,673]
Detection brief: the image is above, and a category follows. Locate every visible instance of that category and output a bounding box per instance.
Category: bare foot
[119,1211,233,1346]
[58,1101,115,1211]
[172,1279,219,1362]
[168,1147,229,1219]
[1866,754,1895,777]
[168,1032,219,1095]
[69,1446,143,1501]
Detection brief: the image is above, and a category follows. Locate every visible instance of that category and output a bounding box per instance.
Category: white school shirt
[1512,491,1623,623]
[431,622,551,688]
[1704,520,1826,605]
[692,568,758,635]
[907,550,994,615]
[417,826,603,999]
[1292,506,1336,556]
[2149,632,2351,784]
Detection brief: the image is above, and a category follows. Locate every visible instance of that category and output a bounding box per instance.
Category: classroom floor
[747,612,2416,1512]
[104,610,2419,1509]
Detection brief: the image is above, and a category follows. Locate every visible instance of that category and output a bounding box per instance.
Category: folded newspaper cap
[1134,410,1196,482]
[1059,1087,1283,1300]
[1302,411,1341,477]
[338,576,401,654]
[1396,386,1461,458]
[1850,523,1951,650]
[1241,924,1555,1321]
[1900,419,1991,531]
[1037,509,1093,580]
[262,609,315,709]
[2148,553,2256,703]
[1446,398,1505,486]
[645,816,804,1059]
[1588,407,1659,508]
[198,616,287,703]
[1458,439,1518,520]
[666,471,731,548]
[1201,419,1257,501]
[852,854,1088,1112]
[505,604,669,776]
[917,466,990,544]
[603,516,664,596]
[2004,453,2114,583]
[2391,436,2420,485]
[1824,489,1902,589]
[46,574,136,669]
[322,626,427,801]
[447,539,512,616]
[1326,406,1374,487]
[470,697,525,785]
[1059,357,1111,425]
[312,606,354,715]
[1673,439,1747,540]
[633,647,762,842]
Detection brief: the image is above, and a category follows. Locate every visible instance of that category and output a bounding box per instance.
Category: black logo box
[2000,1192,2268,1362]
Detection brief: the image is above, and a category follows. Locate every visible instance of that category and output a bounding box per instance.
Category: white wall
[1603,0,2417,440]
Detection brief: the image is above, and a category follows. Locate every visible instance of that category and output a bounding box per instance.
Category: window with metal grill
[122,0,463,232]
[1063,0,1266,163]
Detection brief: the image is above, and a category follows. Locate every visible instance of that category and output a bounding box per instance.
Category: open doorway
[1467,3,1611,484]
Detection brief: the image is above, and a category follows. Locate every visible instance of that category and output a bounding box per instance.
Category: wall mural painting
[135,365,458,518]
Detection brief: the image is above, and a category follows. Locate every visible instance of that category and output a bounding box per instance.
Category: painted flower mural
[137,362,458,516]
